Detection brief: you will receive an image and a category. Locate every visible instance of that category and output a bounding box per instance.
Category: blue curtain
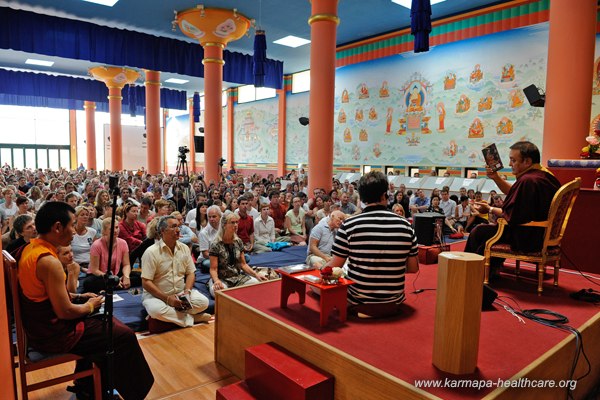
[0,69,186,111]
[411,0,432,53]
[0,7,283,89]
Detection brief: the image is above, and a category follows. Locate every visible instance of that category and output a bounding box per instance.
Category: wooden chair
[2,250,102,400]
[483,177,581,294]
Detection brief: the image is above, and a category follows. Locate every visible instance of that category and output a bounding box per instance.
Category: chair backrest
[2,250,29,367]
[543,177,581,248]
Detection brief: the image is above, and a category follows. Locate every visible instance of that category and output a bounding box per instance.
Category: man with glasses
[141,216,210,329]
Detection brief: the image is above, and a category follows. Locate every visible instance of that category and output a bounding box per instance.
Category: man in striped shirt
[328,171,419,317]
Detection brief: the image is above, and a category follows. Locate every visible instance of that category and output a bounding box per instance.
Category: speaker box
[413,212,444,246]
[523,84,545,107]
[482,284,498,309]
[193,136,205,153]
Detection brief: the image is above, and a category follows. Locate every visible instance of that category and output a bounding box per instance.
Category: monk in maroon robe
[465,141,560,267]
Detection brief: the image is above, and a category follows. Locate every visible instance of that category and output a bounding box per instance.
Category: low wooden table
[278,269,354,327]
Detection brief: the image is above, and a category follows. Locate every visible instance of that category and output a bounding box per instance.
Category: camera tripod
[176,150,192,212]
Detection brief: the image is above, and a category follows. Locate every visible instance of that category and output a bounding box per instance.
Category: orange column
[69,109,77,170]
[277,88,287,177]
[203,43,224,184]
[84,101,97,170]
[308,0,339,195]
[145,70,162,174]
[108,87,123,171]
[227,89,235,171]
[163,109,169,173]
[542,0,597,163]
[188,98,196,173]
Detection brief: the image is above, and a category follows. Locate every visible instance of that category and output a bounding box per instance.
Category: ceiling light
[81,0,119,6]
[25,58,54,67]
[391,0,446,9]
[165,78,189,84]
[273,35,311,48]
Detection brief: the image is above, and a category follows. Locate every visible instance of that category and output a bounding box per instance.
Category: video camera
[178,146,190,160]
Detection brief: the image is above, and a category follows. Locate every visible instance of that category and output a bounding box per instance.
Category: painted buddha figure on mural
[407,85,424,112]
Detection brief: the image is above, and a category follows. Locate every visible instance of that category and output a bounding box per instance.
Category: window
[292,70,310,93]
[237,85,276,103]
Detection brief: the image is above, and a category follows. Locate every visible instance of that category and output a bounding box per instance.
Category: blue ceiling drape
[411,0,432,53]
[0,7,284,89]
[0,69,187,111]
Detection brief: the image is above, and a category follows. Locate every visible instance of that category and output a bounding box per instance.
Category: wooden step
[245,342,334,400]
[216,380,257,400]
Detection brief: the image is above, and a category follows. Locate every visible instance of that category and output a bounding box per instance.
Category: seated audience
[171,211,198,246]
[5,214,37,254]
[391,203,405,217]
[141,216,211,327]
[57,245,94,299]
[235,195,255,253]
[119,202,147,264]
[409,189,430,214]
[71,206,96,272]
[253,202,275,254]
[306,211,346,268]
[208,212,267,297]
[197,205,222,273]
[285,196,307,245]
[84,218,137,293]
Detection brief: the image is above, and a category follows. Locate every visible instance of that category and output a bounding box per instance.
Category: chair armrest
[519,220,548,228]
[484,218,508,252]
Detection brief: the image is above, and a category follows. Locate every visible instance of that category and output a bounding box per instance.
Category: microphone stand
[103,176,121,398]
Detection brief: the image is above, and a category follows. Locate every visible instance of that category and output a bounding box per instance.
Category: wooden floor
[20,323,235,400]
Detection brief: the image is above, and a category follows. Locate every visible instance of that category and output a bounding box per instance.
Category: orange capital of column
[542,0,596,163]
[84,101,97,170]
[145,70,162,174]
[308,0,339,195]
[108,87,123,171]
[203,44,224,184]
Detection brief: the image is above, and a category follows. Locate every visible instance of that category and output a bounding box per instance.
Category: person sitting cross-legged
[208,211,268,298]
[141,216,211,329]
[306,210,346,268]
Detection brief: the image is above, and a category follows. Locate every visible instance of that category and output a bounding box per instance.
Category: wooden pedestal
[432,251,484,375]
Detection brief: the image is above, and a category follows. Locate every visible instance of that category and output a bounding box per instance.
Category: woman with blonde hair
[84,218,135,293]
[208,211,266,297]
[72,205,97,272]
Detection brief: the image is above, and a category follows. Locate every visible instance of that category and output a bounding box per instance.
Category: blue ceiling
[0,0,512,94]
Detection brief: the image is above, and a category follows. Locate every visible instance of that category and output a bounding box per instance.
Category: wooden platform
[215,276,600,400]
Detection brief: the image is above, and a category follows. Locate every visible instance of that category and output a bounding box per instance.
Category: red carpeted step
[216,380,257,400]
[245,342,334,400]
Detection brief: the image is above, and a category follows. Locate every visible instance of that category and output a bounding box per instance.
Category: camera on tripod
[178,146,190,160]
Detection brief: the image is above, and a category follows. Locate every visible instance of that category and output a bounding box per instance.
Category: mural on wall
[234,99,279,164]
[285,91,310,165]
[332,23,550,167]
[590,34,600,135]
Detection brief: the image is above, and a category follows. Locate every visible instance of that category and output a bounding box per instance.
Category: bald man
[306,210,347,268]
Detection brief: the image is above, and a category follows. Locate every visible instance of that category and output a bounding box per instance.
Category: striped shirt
[331,205,418,305]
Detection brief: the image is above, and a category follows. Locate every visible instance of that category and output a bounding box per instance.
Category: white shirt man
[197,205,222,272]
[141,216,210,327]
[439,190,457,218]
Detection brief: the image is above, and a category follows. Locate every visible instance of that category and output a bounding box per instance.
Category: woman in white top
[284,196,306,245]
[71,205,97,271]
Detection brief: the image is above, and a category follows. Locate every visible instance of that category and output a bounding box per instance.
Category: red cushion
[491,243,561,257]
